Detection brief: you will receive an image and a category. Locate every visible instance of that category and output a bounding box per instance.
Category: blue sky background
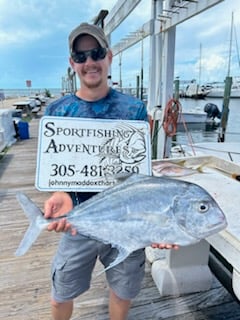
[0,0,239,90]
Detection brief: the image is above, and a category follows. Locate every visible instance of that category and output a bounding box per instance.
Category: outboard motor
[204,103,221,120]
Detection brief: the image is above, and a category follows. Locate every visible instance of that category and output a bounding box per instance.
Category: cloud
[0,28,49,47]
[203,55,227,80]
[0,0,116,88]
[0,0,102,47]
[0,1,54,47]
[0,0,240,89]
[174,0,240,82]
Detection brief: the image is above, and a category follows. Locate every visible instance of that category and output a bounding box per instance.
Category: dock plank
[0,110,240,319]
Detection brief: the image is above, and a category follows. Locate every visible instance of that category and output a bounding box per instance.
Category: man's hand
[151,243,179,250]
[44,192,77,235]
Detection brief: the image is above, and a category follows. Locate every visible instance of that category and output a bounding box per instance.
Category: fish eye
[198,201,209,213]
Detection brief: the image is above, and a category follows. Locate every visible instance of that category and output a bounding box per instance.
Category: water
[1,88,239,145]
[1,88,62,99]
[176,97,240,145]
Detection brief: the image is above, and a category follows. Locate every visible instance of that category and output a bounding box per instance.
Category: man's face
[70,35,112,89]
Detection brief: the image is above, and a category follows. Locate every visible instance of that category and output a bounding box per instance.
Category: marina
[1,0,240,319]
[0,105,240,319]
[175,97,240,145]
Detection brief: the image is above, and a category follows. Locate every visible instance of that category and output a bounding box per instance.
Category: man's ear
[108,50,113,64]
[69,57,75,69]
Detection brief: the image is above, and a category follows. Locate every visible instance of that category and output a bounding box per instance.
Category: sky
[0,0,240,90]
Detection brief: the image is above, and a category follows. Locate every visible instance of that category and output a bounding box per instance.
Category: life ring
[162,99,181,137]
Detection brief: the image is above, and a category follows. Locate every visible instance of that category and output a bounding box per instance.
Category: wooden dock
[0,109,239,320]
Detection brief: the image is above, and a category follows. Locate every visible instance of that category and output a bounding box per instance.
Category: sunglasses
[71,47,107,64]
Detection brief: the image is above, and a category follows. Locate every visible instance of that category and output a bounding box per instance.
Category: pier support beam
[147,240,213,296]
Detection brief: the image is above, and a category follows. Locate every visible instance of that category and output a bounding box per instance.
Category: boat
[178,109,207,124]
[206,80,240,98]
[183,80,210,99]
[177,108,220,131]
[151,103,220,132]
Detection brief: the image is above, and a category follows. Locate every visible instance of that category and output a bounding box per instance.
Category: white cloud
[0,28,49,46]
[0,1,52,46]
[0,0,107,47]
[0,0,240,89]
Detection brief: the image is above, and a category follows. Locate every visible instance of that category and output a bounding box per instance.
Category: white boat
[179,107,222,133]
[206,81,240,98]
[178,109,207,124]
[176,109,211,131]
[151,105,220,132]
[183,81,210,99]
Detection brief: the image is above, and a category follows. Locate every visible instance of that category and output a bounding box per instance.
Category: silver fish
[15,174,227,273]
[152,160,202,177]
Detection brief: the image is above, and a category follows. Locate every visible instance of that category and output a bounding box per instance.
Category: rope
[152,99,201,158]
[162,99,197,156]
[178,113,196,156]
[162,99,181,137]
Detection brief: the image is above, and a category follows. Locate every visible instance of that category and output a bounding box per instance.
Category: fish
[15,174,227,273]
[152,160,202,177]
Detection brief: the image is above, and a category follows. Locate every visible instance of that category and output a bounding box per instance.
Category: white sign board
[35,116,152,192]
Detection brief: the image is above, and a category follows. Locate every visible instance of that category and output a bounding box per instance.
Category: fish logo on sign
[97,123,147,166]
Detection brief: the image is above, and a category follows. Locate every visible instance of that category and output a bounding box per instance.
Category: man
[44,23,178,320]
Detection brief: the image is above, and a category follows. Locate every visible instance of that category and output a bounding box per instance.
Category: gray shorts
[51,233,145,302]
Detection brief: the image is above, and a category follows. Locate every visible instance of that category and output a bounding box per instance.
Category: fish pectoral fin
[96,246,131,276]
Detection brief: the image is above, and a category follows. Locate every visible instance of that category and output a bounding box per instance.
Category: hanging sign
[26,80,32,88]
[35,116,151,192]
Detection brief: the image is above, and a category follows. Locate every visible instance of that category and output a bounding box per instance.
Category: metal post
[140,36,144,100]
[218,12,234,142]
[93,10,109,28]
[119,52,122,91]
[174,79,180,100]
[136,75,140,98]
[218,76,232,142]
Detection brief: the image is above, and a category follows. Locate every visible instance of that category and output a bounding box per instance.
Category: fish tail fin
[15,192,46,256]
[96,247,130,276]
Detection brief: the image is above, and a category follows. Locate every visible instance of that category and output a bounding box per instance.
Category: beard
[80,67,104,89]
[82,77,102,89]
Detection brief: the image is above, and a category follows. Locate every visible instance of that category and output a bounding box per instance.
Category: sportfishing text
[43,121,134,154]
